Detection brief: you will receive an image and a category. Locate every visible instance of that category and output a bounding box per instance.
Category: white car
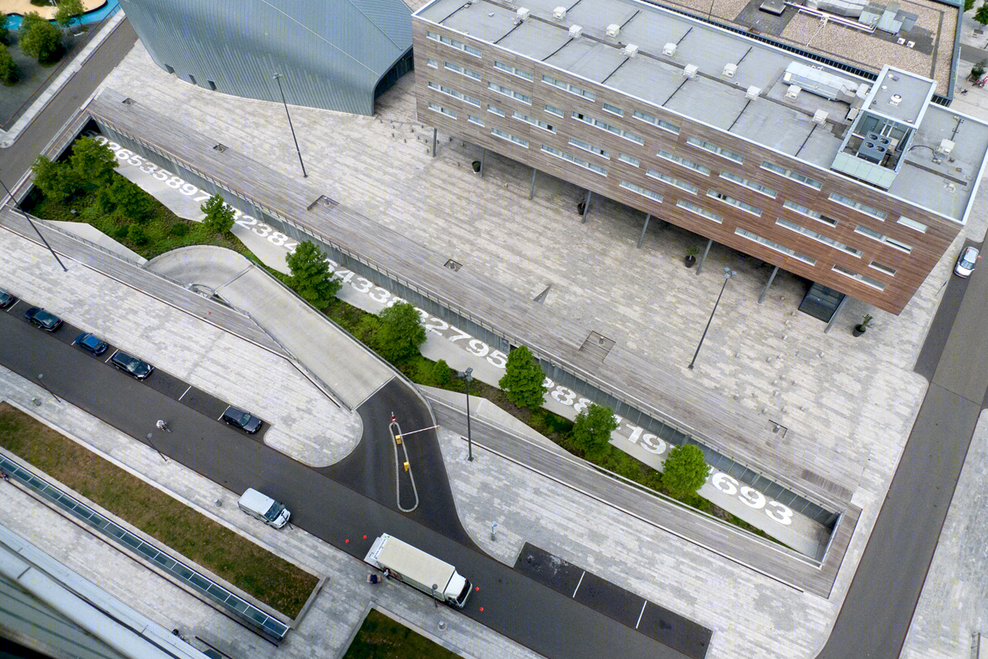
[954,246,980,278]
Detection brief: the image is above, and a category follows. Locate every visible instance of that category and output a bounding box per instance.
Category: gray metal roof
[416,0,988,223]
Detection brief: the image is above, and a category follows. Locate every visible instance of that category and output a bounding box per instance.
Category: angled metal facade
[117,0,413,115]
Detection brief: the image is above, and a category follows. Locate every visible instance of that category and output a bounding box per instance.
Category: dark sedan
[24,307,62,332]
[109,351,154,380]
[74,332,109,356]
[221,407,263,434]
[0,289,16,309]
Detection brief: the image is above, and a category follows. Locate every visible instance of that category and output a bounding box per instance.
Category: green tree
[661,444,710,499]
[0,43,16,86]
[498,345,546,410]
[376,301,426,362]
[19,13,62,65]
[976,3,988,26]
[55,0,84,28]
[69,137,117,191]
[200,194,235,234]
[570,403,618,461]
[107,178,153,221]
[0,12,11,46]
[127,222,148,246]
[432,359,453,387]
[285,240,341,309]
[31,155,78,203]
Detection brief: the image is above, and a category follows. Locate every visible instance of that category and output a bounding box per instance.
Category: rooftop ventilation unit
[569,24,583,39]
[723,63,737,78]
[786,85,801,100]
[623,44,639,57]
[516,7,530,20]
[683,64,698,79]
[746,86,761,100]
[813,109,829,124]
[606,24,621,38]
[938,139,955,155]
[890,93,902,107]
[663,42,677,56]
[553,6,566,19]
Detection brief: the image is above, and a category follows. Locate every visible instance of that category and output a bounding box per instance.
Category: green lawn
[0,403,318,618]
[343,609,462,659]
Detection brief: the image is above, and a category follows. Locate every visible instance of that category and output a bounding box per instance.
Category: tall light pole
[688,267,736,370]
[0,172,68,272]
[272,73,307,178]
[458,367,474,461]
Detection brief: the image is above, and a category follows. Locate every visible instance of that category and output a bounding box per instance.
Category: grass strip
[343,609,462,659]
[0,402,318,618]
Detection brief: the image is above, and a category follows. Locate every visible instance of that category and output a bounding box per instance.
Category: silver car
[954,246,980,278]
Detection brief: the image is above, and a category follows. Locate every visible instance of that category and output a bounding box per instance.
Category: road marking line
[178,385,192,401]
[636,600,647,628]
[572,570,585,598]
[105,350,118,363]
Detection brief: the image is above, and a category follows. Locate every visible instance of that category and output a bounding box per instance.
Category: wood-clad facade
[410,18,962,315]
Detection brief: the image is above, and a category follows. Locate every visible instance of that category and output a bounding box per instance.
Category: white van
[237,488,291,528]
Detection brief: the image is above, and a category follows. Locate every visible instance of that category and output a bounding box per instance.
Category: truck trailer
[364,534,472,608]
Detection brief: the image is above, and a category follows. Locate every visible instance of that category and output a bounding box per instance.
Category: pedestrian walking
[156,420,171,432]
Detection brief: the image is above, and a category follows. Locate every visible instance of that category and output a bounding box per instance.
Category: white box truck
[364,534,472,608]
[237,488,291,528]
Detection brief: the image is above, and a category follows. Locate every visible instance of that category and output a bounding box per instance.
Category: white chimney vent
[553,5,567,19]
[746,85,761,100]
[683,64,698,79]
[813,109,829,124]
[723,63,737,78]
[516,7,530,20]
[623,43,639,58]
[785,85,801,100]
[606,23,621,38]
[569,24,583,39]
[663,42,677,57]
[890,93,902,106]
[938,138,955,155]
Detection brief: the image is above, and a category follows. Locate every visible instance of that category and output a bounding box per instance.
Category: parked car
[74,332,108,356]
[954,246,980,278]
[221,407,263,434]
[0,289,17,309]
[24,307,62,332]
[109,351,154,380]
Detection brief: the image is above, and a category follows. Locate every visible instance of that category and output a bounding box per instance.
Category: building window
[489,82,531,104]
[541,144,608,175]
[776,218,861,257]
[833,265,886,290]
[735,228,816,265]
[487,104,505,117]
[656,149,709,175]
[783,200,837,227]
[468,114,484,126]
[445,61,482,80]
[542,74,595,101]
[633,109,680,134]
[571,111,643,144]
[687,137,743,163]
[569,138,609,159]
[854,225,912,253]
[428,102,457,119]
[494,60,534,81]
[603,103,624,116]
[427,31,482,57]
[719,171,777,198]
[897,216,928,233]
[545,104,564,118]
[707,189,762,216]
[427,59,438,68]
[514,111,554,132]
[492,128,528,148]
[760,161,822,189]
[619,181,662,202]
[830,193,888,221]
[427,81,480,107]
[618,153,640,167]
[647,169,697,194]
[870,261,897,276]
[677,200,722,223]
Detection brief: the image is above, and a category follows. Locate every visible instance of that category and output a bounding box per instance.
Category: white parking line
[178,385,192,401]
[572,570,585,598]
[635,600,647,629]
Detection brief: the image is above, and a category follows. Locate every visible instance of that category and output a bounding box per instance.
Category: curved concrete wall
[118,0,413,115]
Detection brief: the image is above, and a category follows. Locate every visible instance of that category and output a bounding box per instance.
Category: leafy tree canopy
[55,0,84,28]
[661,444,711,500]
[377,301,426,362]
[200,194,235,234]
[70,137,117,190]
[570,403,618,461]
[19,13,62,65]
[0,43,17,86]
[285,240,341,309]
[498,345,546,410]
[31,155,78,203]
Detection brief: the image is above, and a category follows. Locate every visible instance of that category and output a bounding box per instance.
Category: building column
[529,168,538,200]
[580,190,592,224]
[824,294,850,334]
[431,128,437,158]
[637,214,651,249]
[695,238,713,275]
[480,149,486,178]
[758,266,779,303]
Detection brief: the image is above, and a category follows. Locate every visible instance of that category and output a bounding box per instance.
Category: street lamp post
[688,267,736,370]
[0,173,68,272]
[272,73,307,178]
[457,367,474,461]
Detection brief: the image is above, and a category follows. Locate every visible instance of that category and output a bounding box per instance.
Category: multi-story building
[411,0,988,314]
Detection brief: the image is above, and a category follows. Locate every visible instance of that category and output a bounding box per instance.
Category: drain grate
[212,143,227,153]
[444,259,462,272]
